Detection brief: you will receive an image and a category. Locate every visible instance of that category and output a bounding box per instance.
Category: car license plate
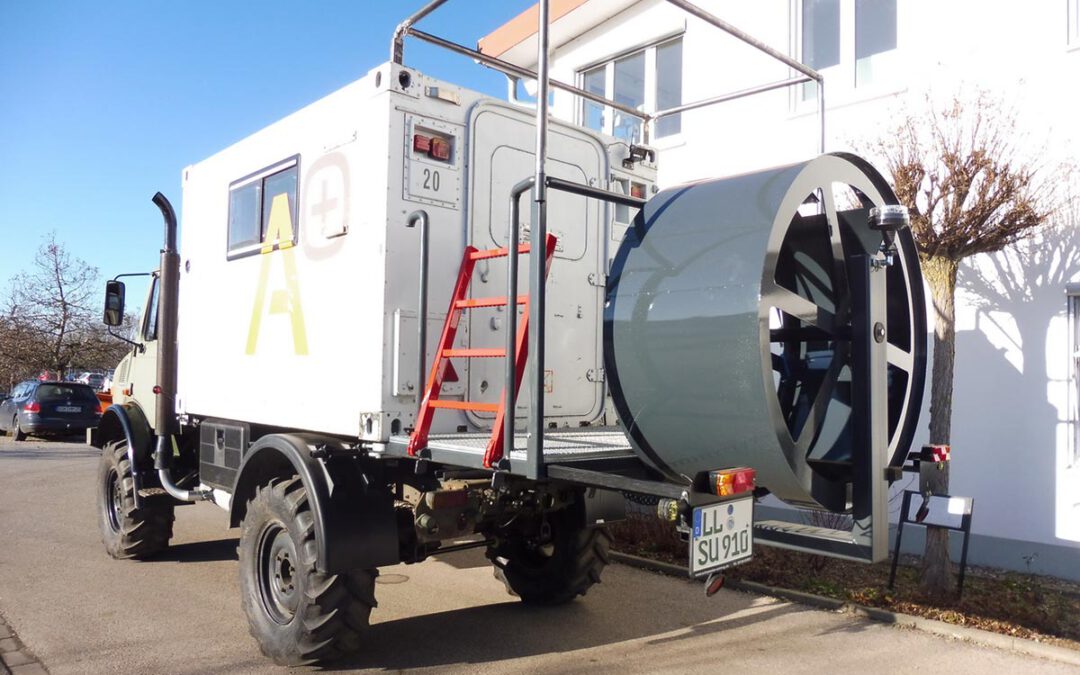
[689,497,753,577]
[57,406,81,413]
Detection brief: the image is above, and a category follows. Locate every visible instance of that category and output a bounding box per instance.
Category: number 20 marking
[422,168,441,192]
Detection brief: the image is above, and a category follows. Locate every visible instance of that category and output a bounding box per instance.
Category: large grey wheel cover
[604,153,925,511]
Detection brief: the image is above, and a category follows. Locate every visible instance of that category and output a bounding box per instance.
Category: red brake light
[23,401,40,413]
[709,467,756,497]
[630,182,646,199]
[95,402,104,415]
[429,137,451,161]
[413,134,431,153]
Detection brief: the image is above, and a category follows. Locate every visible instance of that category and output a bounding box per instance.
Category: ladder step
[455,295,528,309]
[443,348,506,358]
[428,400,501,413]
[469,243,532,261]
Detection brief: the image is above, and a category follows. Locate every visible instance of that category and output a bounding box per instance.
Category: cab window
[143,276,160,342]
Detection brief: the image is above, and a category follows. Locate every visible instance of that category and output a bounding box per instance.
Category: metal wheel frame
[105,467,124,534]
[256,520,301,626]
[759,154,925,510]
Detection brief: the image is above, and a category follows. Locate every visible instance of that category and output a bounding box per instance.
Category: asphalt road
[0,437,1073,674]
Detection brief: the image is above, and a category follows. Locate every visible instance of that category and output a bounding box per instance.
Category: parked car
[77,372,107,390]
[0,381,102,441]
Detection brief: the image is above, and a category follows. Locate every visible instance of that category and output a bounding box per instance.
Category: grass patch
[609,514,1080,649]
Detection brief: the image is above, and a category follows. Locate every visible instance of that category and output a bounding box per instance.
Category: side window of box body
[226,157,300,260]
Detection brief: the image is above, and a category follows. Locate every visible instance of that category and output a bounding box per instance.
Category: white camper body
[174,62,657,442]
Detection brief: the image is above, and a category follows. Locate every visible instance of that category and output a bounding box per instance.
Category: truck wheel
[487,500,611,605]
[97,440,174,558]
[238,476,377,666]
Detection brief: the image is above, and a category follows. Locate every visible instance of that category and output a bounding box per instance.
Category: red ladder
[407,233,557,468]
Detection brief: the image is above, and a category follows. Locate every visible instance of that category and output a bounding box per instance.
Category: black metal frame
[889,489,974,596]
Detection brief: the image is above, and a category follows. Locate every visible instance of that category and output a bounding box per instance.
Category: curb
[610,551,1080,667]
[0,610,47,675]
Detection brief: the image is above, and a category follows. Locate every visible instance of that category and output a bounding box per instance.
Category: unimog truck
[91,0,925,666]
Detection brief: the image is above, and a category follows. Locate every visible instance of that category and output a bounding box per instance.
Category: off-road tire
[11,417,26,441]
[487,500,611,605]
[97,440,174,558]
[238,476,377,666]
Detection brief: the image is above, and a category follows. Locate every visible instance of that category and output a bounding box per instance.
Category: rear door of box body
[466,101,607,427]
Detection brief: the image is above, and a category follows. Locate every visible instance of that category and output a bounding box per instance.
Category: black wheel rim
[105,467,123,534]
[257,522,299,624]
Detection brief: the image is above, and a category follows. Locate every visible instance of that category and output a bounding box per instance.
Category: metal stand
[888,489,974,596]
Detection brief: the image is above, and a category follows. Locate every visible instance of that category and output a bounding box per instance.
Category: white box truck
[91,1,926,666]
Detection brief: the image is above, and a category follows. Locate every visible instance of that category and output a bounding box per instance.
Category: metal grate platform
[387,426,635,464]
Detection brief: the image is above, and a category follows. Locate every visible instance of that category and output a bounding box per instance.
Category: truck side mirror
[103,280,126,326]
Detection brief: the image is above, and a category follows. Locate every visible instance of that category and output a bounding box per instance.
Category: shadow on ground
[0,438,99,460]
[151,538,240,564]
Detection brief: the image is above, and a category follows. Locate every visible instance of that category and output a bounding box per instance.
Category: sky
[0,0,535,299]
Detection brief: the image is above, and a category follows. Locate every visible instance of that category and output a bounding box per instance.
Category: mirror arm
[107,327,145,353]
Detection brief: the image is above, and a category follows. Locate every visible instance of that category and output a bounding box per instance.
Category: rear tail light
[429,137,451,161]
[95,402,104,415]
[23,401,40,413]
[412,133,451,161]
[709,467,756,497]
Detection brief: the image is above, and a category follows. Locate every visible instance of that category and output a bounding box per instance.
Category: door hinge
[588,272,606,288]
[586,368,605,383]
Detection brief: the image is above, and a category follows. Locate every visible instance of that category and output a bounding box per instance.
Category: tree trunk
[919,255,958,598]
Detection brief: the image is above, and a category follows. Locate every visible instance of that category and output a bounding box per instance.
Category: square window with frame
[1068,291,1080,464]
[227,156,300,259]
[795,0,898,102]
[578,36,683,142]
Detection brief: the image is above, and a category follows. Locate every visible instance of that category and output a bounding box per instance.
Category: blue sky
[0,0,533,295]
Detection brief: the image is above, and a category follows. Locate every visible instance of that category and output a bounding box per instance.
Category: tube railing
[402,28,646,124]
[406,210,430,404]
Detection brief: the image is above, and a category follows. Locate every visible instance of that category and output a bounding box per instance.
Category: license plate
[689,497,753,577]
[57,406,81,413]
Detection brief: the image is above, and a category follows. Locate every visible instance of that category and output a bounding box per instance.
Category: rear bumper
[20,415,100,435]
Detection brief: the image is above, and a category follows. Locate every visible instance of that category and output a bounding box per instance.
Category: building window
[1069,292,1080,463]
[227,157,300,259]
[798,0,897,100]
[1070,0,1080,46]
[578,36,683,142]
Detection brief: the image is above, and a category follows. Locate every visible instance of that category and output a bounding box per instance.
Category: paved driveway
[0,437,1073,673]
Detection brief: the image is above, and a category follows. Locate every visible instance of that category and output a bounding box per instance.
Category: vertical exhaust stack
[151,192,211,502]
[152,192,179,438]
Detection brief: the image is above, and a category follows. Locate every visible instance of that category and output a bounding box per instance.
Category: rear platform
[385,426,638,471]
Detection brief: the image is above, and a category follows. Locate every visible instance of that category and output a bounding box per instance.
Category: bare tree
[869,91,1059,597]
[1,234,108,381]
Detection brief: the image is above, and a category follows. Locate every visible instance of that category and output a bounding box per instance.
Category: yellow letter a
[245,193,308,355]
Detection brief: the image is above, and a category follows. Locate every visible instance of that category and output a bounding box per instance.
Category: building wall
[534,0,1080,576]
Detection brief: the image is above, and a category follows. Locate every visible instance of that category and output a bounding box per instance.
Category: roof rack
[390,0,825,151]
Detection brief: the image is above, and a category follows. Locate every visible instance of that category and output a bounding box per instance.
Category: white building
[480,0,1080,579]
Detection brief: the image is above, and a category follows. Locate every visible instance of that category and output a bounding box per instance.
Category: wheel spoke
[767,285,838,335]
[887,343,913,373]
[794,349,845,454]
[821,184,850,320]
